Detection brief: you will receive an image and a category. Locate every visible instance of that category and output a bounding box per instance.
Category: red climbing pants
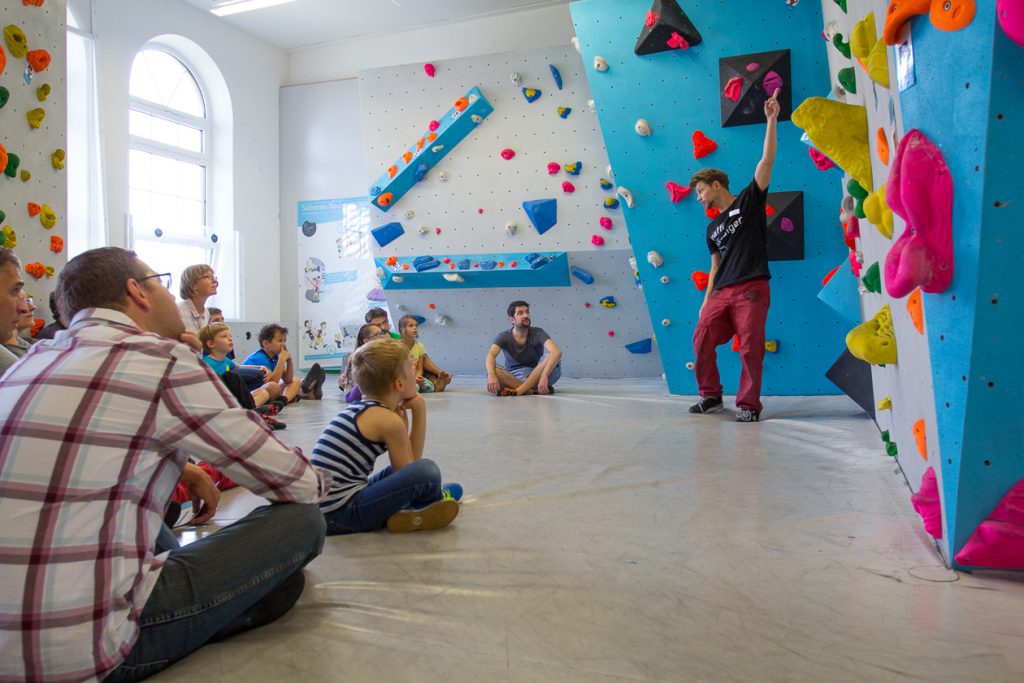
[692,277,770,412]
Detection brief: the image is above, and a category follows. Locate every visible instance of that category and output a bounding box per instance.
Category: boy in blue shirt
[200,323,281,409]
[242,324,326,404]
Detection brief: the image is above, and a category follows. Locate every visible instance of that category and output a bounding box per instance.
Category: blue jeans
[324,458,442,534]
[104,503,326,682]
[234,365,266,392]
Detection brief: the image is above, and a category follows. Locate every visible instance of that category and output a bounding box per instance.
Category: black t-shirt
[706,178,771,290]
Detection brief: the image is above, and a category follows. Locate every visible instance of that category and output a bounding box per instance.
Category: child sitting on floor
[200,323,281,408]
[397,315,451,392]
[312,338,462,534]
[338,322,388,401]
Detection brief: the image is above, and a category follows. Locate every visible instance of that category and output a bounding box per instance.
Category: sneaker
[386,497,459,533]
[262,415,287,431]
[499,387,517,397]
[441,483,463,502]
[736,409,761,423]
[301,363,326,399]
[688,396,724,414]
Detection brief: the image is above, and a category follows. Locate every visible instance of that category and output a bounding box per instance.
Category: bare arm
[754,89,781,191]
[540,339,562,380]
[359,400,424,471]
[702,252,722,309]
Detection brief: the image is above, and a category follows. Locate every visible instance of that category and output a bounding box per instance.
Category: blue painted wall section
[376,252,570,289]
[368,86,494,212]
[570,0,848,396]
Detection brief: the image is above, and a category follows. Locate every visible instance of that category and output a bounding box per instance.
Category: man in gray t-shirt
[485,300,562,396]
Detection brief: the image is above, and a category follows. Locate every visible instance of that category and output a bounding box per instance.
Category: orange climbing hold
[24,261,46,279]
[416,138,425,150]
[906,288,924,334]
[883,0,931,44]
[877,127,890,165]
[377,192,394,207]
[387,165,398,179]
[426,132,438,142]
[24,0,46,6]
[27,202,40,217]
[401,151,413,164]
[0,144,7,173]
[385,255,398,266]
[0,43,6,75]
[31,318,44,337]
[26,49,51,73]
[454,97,469,112]
[930,0,976,32]
[913,418,927,461]
[49,235,63,253]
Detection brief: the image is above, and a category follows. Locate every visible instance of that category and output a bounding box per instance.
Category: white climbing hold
[432,145,444,153]
[396,304,405,310]
[606,165,614,180]
[685,361,695,370]
[505,221,518,236]
[635,119,652,136]
[443,273,464,283]
[471,114,483,124]
[587,99,596,112]
[824,20,839,41]
[404,209,415,220]
[392,276,404,283]
[617,186,635,208]
[660,276,670,284]
[594,56,609,72]
[418,226,429,235]
[662,319,672,327]
[647,250,664,268]
[438,171,449,183]
[510,72,521,87]
[376,267,386,280]
[435,314,451,326]
[571,36,581,53]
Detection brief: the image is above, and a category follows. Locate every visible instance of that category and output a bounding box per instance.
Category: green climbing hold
[832,33,851,59]
[886,441,898,457]
[0,87,10,109]
[4,153,19,178]
[833,0,847,12]
[847,178,869,219]
[0,210,5,224]
[838,66,857,95]
[862,262,881,293]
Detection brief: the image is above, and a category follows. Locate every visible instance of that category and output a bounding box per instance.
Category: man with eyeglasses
[0,247,30,375]
[0,247,329,681]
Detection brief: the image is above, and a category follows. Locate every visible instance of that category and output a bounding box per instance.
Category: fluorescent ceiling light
[210,0,298,17]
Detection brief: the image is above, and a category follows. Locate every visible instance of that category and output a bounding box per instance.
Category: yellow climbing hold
[1,225,16,249]
[863,183,893,239]
[867,37,890,88]
[36,83,51,101]
[51,148,65,171]
[764,340,778,353]
[877,395,892,411]
[19,169,30,182]
[846,304,897,366]
[39,204,56,229]
[4,25,28,59]
[27,107,46,129]
[850,12,876,60]
[44,265,55,277]
[792,97,873,191]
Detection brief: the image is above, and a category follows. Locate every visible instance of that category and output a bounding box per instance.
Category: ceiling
[178,0,572,51]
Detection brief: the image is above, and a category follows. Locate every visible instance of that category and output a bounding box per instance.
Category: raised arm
[754,89,781,191]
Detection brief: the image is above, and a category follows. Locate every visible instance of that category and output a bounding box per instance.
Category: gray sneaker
[689,396,724,414]
[736,409,761,422]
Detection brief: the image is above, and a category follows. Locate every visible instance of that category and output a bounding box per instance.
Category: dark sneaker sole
[301,363,326,398]
[689,401,724,414]
[387,499,459,533]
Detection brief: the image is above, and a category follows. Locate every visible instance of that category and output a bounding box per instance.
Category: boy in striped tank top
[312,338,461,533]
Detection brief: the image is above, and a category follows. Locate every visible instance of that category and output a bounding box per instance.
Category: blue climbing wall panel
[571,0,848,396]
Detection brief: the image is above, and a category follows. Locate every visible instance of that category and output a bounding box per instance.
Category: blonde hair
[179,264,213,300]
[351,338,409,397]
[199,323,230,348]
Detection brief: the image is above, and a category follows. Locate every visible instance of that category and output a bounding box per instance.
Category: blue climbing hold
[413,315,426,325]
[414,163,429,182]
[522,198,558,235]
[369,185,382,197]
[480,260,497,271]
[525,253,542,264]
[210,234,218,243]
[599,178,613,190]
[522,87,542,103]
[372,222,405,248]
[550,65,563,90]
[570,266,594,284]
[154,228,163,238]
[456,258,472,270]
[564,161,582,176]
[599,296,617,308]
[413,255,440,272]
[529,255,551,269]
[625,338,653,354]
[604,197,620,210]
[557,107,572,119]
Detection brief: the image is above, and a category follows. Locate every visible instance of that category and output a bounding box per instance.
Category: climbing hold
[763,70,784,97]
[666,32,689,49]
[600,296,617,308]
[875,129,891,166]
[431,145,444,153]
[646,9,659,27]
[664,320,673,328]
[442,257,450,264]
[724,76,743,102]
[562,181,575,193]
[906,288,924,334]
[837,66,857,94]
[764,205,775,217]
[666,181,691,202]
[478,208,484,214]
[692,130,717,159]
[547,162,560,175]
[591,235,605,246]
[36,83,50,101]
[564,161,582,175]
[571,36,581,52]
[635,118,652,136]
[0,87,8,109]
[617,187,635,209]
[834,0,848,12]
[4,25,27,59]
[557,107,572,119]
[635,0,703,55]
[608,330,616,337]
[593,56,609,72]
[154,228,163,238]
[428,120,440,132]
[443,273,465,283]
[764,340,778,353]
[587,99,596,112]
[437,171,448,183]
[510,72,521,87]
[625,338,653,354]
[998,0,1024,46]
[19,170,29,182]
[647,251,664,268]
[660,275,670,284]
[526,253,552,269]
[792,99,872,191]
[832,33,852,58]
[867,37,890,88]
[377,192,394,207]
[392,276,404,283]
[501,148,516,160]
[705,206,720,219]
[604,197,620,210]
[371,222,405,248]
[49,234,63,253]
[930,0,976,32]
[883,0,931,44]
[522,88,542,103]
[731,335,741,352]
[27,108,46,129]
[822,264,841,287]
[423,63,435,78]
[862,262,882,293]
[453,97,469,112]
[509,260,518,268]
[480,260,497,271]
[505,221,518,235]
[369,186,381,196]
[522,198,558,234]
[850,12,877,59]
[599,217,613,230]
[27,202,40,216]
[1,225,15,248]
[809,147,836,171]
[414,163,429,182]
[691,271,709,290]
[435,314,451,327]
[550,64,563,89]
[953,479,1024,568]
[25,262,46,279]
[864,184,894,239]
[913,418,927,460]
[846,304,897,365]
[877,395,892,411]
[418,226,429,235]
[599,178,613,190]
[848,179,869,219]
[571,266,594,284]
[26,49,50,73]
[884,129,954,298]
[387,166,398,179]
[780,217,795,233]
[470,115,482,124]
[38,205,55,229]
[456,258,471,270]
[401,151,413,164]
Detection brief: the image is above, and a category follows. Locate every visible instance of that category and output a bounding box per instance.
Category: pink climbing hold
[666,32,690,49]
[501,148,516,160]
[998,0,1024,47]
[954,478,1024,569]
[724,76,743,102]
[424,63,436,77]
[645,9,659,28]
[599,217,613,230]
[665,181,692,202]
[562,181,576,193]
[844,214,860,247]
[746,62,760,72]
[478,208,484,214]
[429,120,440,132]
[547,162,560,175]
[911,468,943,539]
[591,235,605,246]
[435,227,442,235]
[443,257,451,263]
[808,147,836,171]
[584,302,591,308]
[849,249,862,277]
[884,129,954,298]
[763,70,784,97]
[781,217,795,233]
[510,260,518,267]
[607,330,615,337]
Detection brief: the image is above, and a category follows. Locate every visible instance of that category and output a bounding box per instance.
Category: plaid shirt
[0,309,328,682]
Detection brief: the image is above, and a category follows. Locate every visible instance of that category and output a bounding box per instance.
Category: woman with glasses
[339,323,389,402]
[178,264,218,336]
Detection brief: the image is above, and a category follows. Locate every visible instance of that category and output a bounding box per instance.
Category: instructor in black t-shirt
[687,89,781,423]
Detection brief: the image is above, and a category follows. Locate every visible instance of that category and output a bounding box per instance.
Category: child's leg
[322,459,445,534]
[283,378,301,403]
[251,388,270,407]
[265,382,282,402]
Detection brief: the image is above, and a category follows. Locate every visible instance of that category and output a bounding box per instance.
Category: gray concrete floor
[162,379,1024,682]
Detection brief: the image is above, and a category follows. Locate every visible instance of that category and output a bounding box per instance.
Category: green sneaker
[386,497,459,533]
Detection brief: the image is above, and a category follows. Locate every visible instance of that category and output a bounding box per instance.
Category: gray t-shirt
[493,327,551,372]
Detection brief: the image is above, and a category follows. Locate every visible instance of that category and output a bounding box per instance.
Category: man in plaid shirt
[0,247,329,682]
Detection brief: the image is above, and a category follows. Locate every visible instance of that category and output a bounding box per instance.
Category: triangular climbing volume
[634,0,703,56]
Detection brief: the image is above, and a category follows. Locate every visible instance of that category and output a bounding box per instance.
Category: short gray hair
[56,247,148,321]
[0,247,20,270]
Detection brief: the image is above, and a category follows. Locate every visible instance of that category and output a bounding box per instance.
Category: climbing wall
[0,0,68,324]
[359,45,662,379]
[570,0,850,396]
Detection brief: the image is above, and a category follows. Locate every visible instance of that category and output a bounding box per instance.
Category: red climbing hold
[501,148,516,160]
[645,10,659,28]
[731,335,740,351]
[691,271,709,290]
[665,181,691,202]
[692,130,717,159]
[666,32,690,49]
[765,205,775,216]
[705,206,720,219]
[822,264,842,286]
[809,147,836,171]
[591,235,605,246]
[724,76,743,103]
[27,202,41,217]
[562,181,575,193]
[547,162,560,174]
[599,217,613,230]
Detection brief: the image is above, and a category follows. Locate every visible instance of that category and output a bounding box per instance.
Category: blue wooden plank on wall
[376,252,571,290]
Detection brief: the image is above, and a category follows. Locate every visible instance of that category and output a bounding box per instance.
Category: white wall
[92,0,288,321]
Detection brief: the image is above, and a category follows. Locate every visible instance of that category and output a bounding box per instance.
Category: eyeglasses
[200,274,219,284]
[138,272,172,289]
[368,330,389,339]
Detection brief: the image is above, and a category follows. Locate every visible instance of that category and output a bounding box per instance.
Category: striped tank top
[311,400,388,512]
